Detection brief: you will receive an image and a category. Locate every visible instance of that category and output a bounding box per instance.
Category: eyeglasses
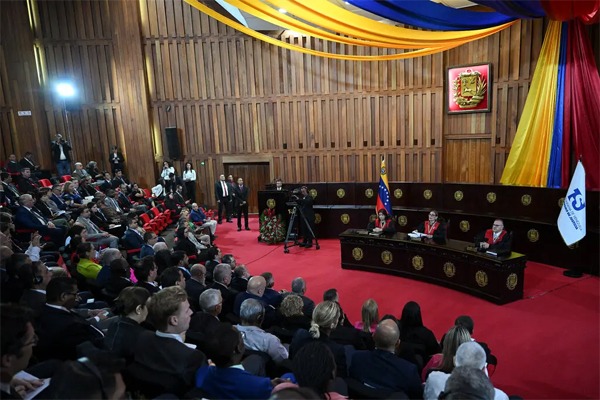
[429,213,437,216]
[23,333,39,347]
[492,224,503,227]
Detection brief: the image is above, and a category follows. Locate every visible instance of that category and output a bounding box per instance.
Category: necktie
[111,198,121,213]
[31,209,46,225]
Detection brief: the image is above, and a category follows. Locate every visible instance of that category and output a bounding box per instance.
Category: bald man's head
[374,319,400,351]
[247,276,266,296]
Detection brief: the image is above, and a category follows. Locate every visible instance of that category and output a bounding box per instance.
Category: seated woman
[367,209,396,235]
[422,325,471,381]
[354,298,379,334]
[271,294,312,343]
[76,242,102,280]
[104,286,151,364]
[413,210,446,244]
[398,301,441,365]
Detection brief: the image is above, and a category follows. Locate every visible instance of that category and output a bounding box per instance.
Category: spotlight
[55,82,76,98]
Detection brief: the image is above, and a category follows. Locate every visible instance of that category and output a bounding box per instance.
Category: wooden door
[225,162,270,214]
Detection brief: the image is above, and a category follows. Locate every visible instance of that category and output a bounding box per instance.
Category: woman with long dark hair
[398,301,441,363]
[368,209,396,235]
[182,161,197,202]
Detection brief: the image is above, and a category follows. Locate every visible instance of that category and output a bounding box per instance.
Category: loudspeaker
[165,127,181,160]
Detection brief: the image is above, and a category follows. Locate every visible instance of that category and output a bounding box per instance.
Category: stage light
[55,82,76,98]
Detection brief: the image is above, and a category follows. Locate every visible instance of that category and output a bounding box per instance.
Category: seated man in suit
[122,216,145,250]
[349,319,422,399]
[261,272,283,308]
[128,286,207,396]
[233,276,276,328]
[196,323,278,400]
[475,219,512,255]
[190,203,217,238]
[207,263,238,318]
[14,194,67,246]
[19,260,53,318]
[0,304,39,399]
[290,277,315,318]
[235,298,289,364]
[186,264,207,311]
[230,265,250,293]
[76,206,119,249]
[140,232,158,258]
[187,288,224,353]
[36,277,105,360]
[17,168,39,195]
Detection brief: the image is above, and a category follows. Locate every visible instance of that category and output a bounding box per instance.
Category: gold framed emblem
[352,247,364,261]
[454,190,464,201]
[394,189,403,199]
[506,273,518,290]
[398,215,407,226]
[558,197,565,208]
[365,188,374,198]
[314,213,321,224]
[486,192,496,203]
[475,270,488,287]
[266,198,276,209]
[423,190,432,200]
[459,220,470,232]
[527,229,539,242]
[309,189,317,199]
[412,255,424,271]
[443,262,456,278]
[336,188,345,199]
[381,251,393,265]
[340,214,350,224]
[521,194,531,206]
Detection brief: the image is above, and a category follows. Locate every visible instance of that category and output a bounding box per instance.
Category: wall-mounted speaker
[165,127,181,160]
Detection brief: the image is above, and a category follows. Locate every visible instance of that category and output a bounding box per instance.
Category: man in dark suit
[19,151,40,175]
[16,168,38,195]
[290,277,315,318]
[349,319,422,399]
[109,145,125,174]
[122,216,145,250]
[36,277,105,361]
[234,177,250,231]
[233,276,276,329]
[19,260,53,319]
[207,264,238,318]
[475,219,512,255]
[50,134,72,178]
[187,288,224,353]
[111,170,130,189]
[0,304,37,399]
[186,264,206,311]
[230,265,249,293]
[1,173,21,209]
[214,174,232,224]
[49,184,68,211]
[13,194,67,245]
[128,286,207,396]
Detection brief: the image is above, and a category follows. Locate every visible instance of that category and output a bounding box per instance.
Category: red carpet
[216,216,600,399]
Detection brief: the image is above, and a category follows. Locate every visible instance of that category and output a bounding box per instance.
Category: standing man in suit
[234,178,250,231]
[36,277,105,360]
[109,145,125,175]
[275,178,284,191]
[214,174,232,224]
[51,133,72,178]
[5,154,21,177]
[19,152,40,177]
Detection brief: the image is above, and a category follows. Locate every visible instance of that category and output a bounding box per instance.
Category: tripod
[283,203,320,253]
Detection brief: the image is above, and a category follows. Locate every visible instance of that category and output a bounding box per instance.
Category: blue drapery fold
[547,23,568,187]
[345,0,515,31]
[470,0,545,18]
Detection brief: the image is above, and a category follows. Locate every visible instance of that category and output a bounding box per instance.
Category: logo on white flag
[557,161,586,246]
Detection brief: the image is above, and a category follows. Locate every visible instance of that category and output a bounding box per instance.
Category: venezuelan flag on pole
[376,157,392,215]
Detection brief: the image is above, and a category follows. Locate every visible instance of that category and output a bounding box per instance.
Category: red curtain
[562,19,600,189]
[541,0,599,22]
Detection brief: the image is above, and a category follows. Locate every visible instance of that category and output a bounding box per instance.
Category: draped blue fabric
[470,0,546,18]
[546,23,568,188]
[345,0,515,30]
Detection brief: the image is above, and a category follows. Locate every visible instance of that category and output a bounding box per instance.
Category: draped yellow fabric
[227,0,514,49]
[500,21,562,186]
[183,0,514,61]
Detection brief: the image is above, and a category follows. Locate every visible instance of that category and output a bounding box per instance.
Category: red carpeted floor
[215,216,600,399]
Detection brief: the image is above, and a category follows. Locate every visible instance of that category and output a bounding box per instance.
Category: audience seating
[38,178,53,188]
[59,175,72,183]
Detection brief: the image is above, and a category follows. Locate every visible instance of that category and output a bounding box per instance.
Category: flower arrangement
[259,208,286,244]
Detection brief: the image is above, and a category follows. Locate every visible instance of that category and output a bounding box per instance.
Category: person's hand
[217,200,220,203]
[102,232,110,237]
[47,222,56,229]
[427,234,433,239]
[480,242,489,249]
[11,377,44,397]
[270,377,289,387]
[412,230,418,234]
[31,232,42,247]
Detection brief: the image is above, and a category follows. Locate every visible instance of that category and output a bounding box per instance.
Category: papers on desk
[408,232,425,240]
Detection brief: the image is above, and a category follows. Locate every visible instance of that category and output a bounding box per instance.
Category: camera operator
[51,133,73,178]
[295,186,315,248]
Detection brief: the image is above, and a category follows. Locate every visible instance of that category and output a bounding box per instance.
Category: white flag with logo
[557,161,586,246]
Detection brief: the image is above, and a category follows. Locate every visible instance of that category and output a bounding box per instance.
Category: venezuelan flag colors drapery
[500,19,600,189]
[377,158,392,215]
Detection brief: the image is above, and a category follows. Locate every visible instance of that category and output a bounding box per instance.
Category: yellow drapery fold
[184,0,461,61]
[226,0,514,49]
[500,21,562,186]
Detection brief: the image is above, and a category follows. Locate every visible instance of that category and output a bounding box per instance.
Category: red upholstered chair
[59,175,72,183]
[38,179,53,188]
[142,188,152,198]
[139,213,159,234]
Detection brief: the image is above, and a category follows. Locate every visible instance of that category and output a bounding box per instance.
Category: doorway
[224,162,270,214]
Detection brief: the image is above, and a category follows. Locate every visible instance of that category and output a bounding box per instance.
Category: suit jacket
[186,278,206,311]
[111,176,130,189]
[187,312,222,354]
[476,229,512,254]
[14,206,48,231]
[214,180,231,202]
[122,228,144,249]
[135,280,160,294]
[51,141,72,162]
[36,305,104,360]
[20,157,38,171]
[349,349,422,398]
[196,365,273,400]
[6,160,21,175]
[50,193,68,210]
[2,182,20,206]
[129,331,206,396]
[19,289,46,319]
[208,281,237,317]
[233,184,249,207]
[17,177,38,195]
[262,288,283,308]
[117,191,133,210]
[289,329,348,378]
[104,316,147,364]
[230,276,248,293]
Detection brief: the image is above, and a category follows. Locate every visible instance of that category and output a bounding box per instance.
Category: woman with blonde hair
[354,298,379,333]
[289,301,350,377]
[422,325,471,381]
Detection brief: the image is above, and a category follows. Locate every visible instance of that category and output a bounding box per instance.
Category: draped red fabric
[562,19,600,189]
[541,0,599,21]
